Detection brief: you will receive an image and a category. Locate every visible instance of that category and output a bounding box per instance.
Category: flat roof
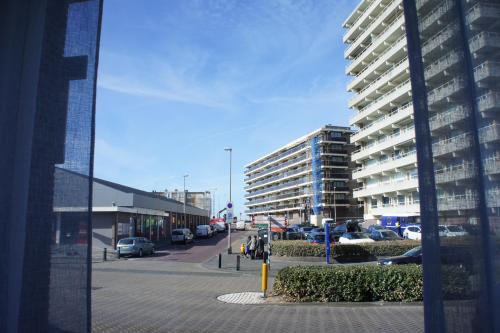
[244,125,353,169]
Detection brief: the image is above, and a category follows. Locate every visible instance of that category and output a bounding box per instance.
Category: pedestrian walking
[249,235,257,259]
[245,236,251,258]
[396,220,402,237]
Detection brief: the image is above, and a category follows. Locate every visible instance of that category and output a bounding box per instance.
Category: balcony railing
[354,174,418,197]
[355,79,411,118]
[479,123,500,144]
[419,0,454,33]
[246,142,308,173]
[435,161,476,184]
[469,31,500,54]
[245,165,311,190]
[467,2,500,25]
[484,155,500,175]
[344,0,381,44]
[246,189,312,207]
[245,154,310,183]
[427,77,464,105]
[477,90,500,113]
[487,187,500,208]
[353,102,413,140]
[432,132,472,157]
[245,177,312,199]
[353,125,415,155]
[353,149,417,178]
[438,194,477,211]
[474,61,500,82]
[421,24,458,58]
[425,49,461,81]
[429,105,470,131]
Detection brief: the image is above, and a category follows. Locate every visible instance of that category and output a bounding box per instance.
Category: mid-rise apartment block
[344,0,419,221]
[244,125,360,226]
[161,190,212,216]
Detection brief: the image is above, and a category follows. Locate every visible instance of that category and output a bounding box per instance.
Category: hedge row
[273,265,468,302]
[271,240,420,258]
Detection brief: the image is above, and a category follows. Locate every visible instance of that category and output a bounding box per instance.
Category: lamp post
[183,174,189,229]
[333,186,337,224]
[224,147,232,254]
[210,188,217,218]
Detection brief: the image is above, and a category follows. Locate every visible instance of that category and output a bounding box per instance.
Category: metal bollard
[236,255,240,271]
[261,263,268,298]
[218,253,222,269]
[103,248,107,261]
[116,247,120,259]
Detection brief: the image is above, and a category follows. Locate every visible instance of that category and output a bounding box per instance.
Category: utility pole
[183,174,189,229]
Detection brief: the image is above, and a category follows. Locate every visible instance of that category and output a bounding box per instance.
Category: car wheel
[139,249,143,257]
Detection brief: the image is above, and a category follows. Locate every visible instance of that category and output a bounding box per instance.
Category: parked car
[299,226,316,238]
[378,246,422,266]
[236,220,246,231]
[212,223,225,233]
[331,224,347,242]
[306,232,327,245]
[284,228,302,240]
[366,224,386,234]
[369,229,402,241]
[338,232,375,244]
[440,225,468,237]
[403,225,422,240]
[117,237,154,257]
[196,225,214,238]
[171,228,194,244]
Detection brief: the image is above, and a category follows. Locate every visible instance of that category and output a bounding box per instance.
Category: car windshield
[302,227,313,232]
[404,246,422,257]
[447,225,463,232]
[438,226,446,232]
[118,238,133,245]
[381,231,398,239]
[172,230,183,235]
[348,233,369,239]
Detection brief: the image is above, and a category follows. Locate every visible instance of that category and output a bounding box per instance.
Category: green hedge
[271,240,420,258]
[273,265,468,302]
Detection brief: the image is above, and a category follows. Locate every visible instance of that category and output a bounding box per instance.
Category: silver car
[171,228,194,244]
[117,237,155,257]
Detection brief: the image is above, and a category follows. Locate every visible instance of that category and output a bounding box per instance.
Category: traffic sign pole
[227,202,233,254]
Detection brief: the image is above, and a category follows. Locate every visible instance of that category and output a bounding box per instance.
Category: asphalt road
[92,230,424,333]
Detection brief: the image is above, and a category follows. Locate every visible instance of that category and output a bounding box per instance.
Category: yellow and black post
[261,262,268,298]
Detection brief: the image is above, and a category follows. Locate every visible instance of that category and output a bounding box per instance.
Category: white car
[403,226,422,240]
[171,228,194,244]
[196,225,214,238]
[440,225,468,237]
[338,232,375,244]
[236,220,246,231]
[212,223,225,233]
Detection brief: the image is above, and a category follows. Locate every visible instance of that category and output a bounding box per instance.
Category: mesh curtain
[403,0,500,332]
[0,0,102,332]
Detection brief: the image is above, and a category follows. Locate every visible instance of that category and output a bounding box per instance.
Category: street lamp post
[183,174,189,229]
[333,186,337,224]
[210,188,217,218]
[224,148,232,254]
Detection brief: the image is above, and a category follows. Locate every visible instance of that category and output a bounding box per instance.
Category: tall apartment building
[244,125,360,226]
[344,0,419,221]
[414,0,500,223]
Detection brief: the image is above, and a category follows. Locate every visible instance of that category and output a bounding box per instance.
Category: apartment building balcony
[479,123,500,144]
[438,194,477,211]
[421,24,458,61]
[245,154,310,183]
[484,155,500,176]
[474,61,500,85]
[352,126,415,162]
[246,190,312,208]
[353,175,418,198]
[467,2,500,27]
[347,34,407,91]
[352,102,413,143]
[477,90,500,114]
[369,203,420,216]
[416,0,439,15]
[345,0,402,60]
[419,0,454,37]
[245,143,309,175]
[487,188,500,208]
[469,31,500,55]
[245,177,312,199]
[350,79,412,125]
[424,49,461,83]
[427,77,465,107]
[246,203,305,215]
[349,57,409,109]
[432,132,472,157]
[429,105,470,132]
[353,150,417,180]
[435,161,476,184]
[343,0,387,45]
[346,14,405,76]
[245,165,311,191]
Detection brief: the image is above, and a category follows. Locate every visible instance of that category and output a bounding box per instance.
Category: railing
[487,187,500,208]
[344,0,381,43]
[469,31,500,53]
[432,132,471,156]
[438,194,477,211]
[477,90,500,112]
[245,177,312,198]
[345,1,400,59]
[419,0,454,33]
[479,123,500,144]
[353,125,415,154]
[484,155,500,175]
[421,23,458,57]
[245,165,311,190]
[347,13,405,73]
[429,105,469,131]
[435,161,476,184]
[246,143,308,173]
[246,189,312,207]
[356,78,411,115]
[467,2,500,24]
[474,61,500,82]
[245,154,310,182]
[427,77,464,105]
[425,49,461,80]
[354,149,416,175]
[354,173,417,192]
[353,102,413,139]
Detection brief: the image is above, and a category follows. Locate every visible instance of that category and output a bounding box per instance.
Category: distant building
[244,125,361,226]
[161,190,212,216]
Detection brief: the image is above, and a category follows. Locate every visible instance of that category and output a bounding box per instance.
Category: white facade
[344,0,419,221]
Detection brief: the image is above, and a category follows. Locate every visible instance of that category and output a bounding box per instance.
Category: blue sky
[95,0,355,217]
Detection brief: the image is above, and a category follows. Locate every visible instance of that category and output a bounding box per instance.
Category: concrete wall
[92,213,114,249]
